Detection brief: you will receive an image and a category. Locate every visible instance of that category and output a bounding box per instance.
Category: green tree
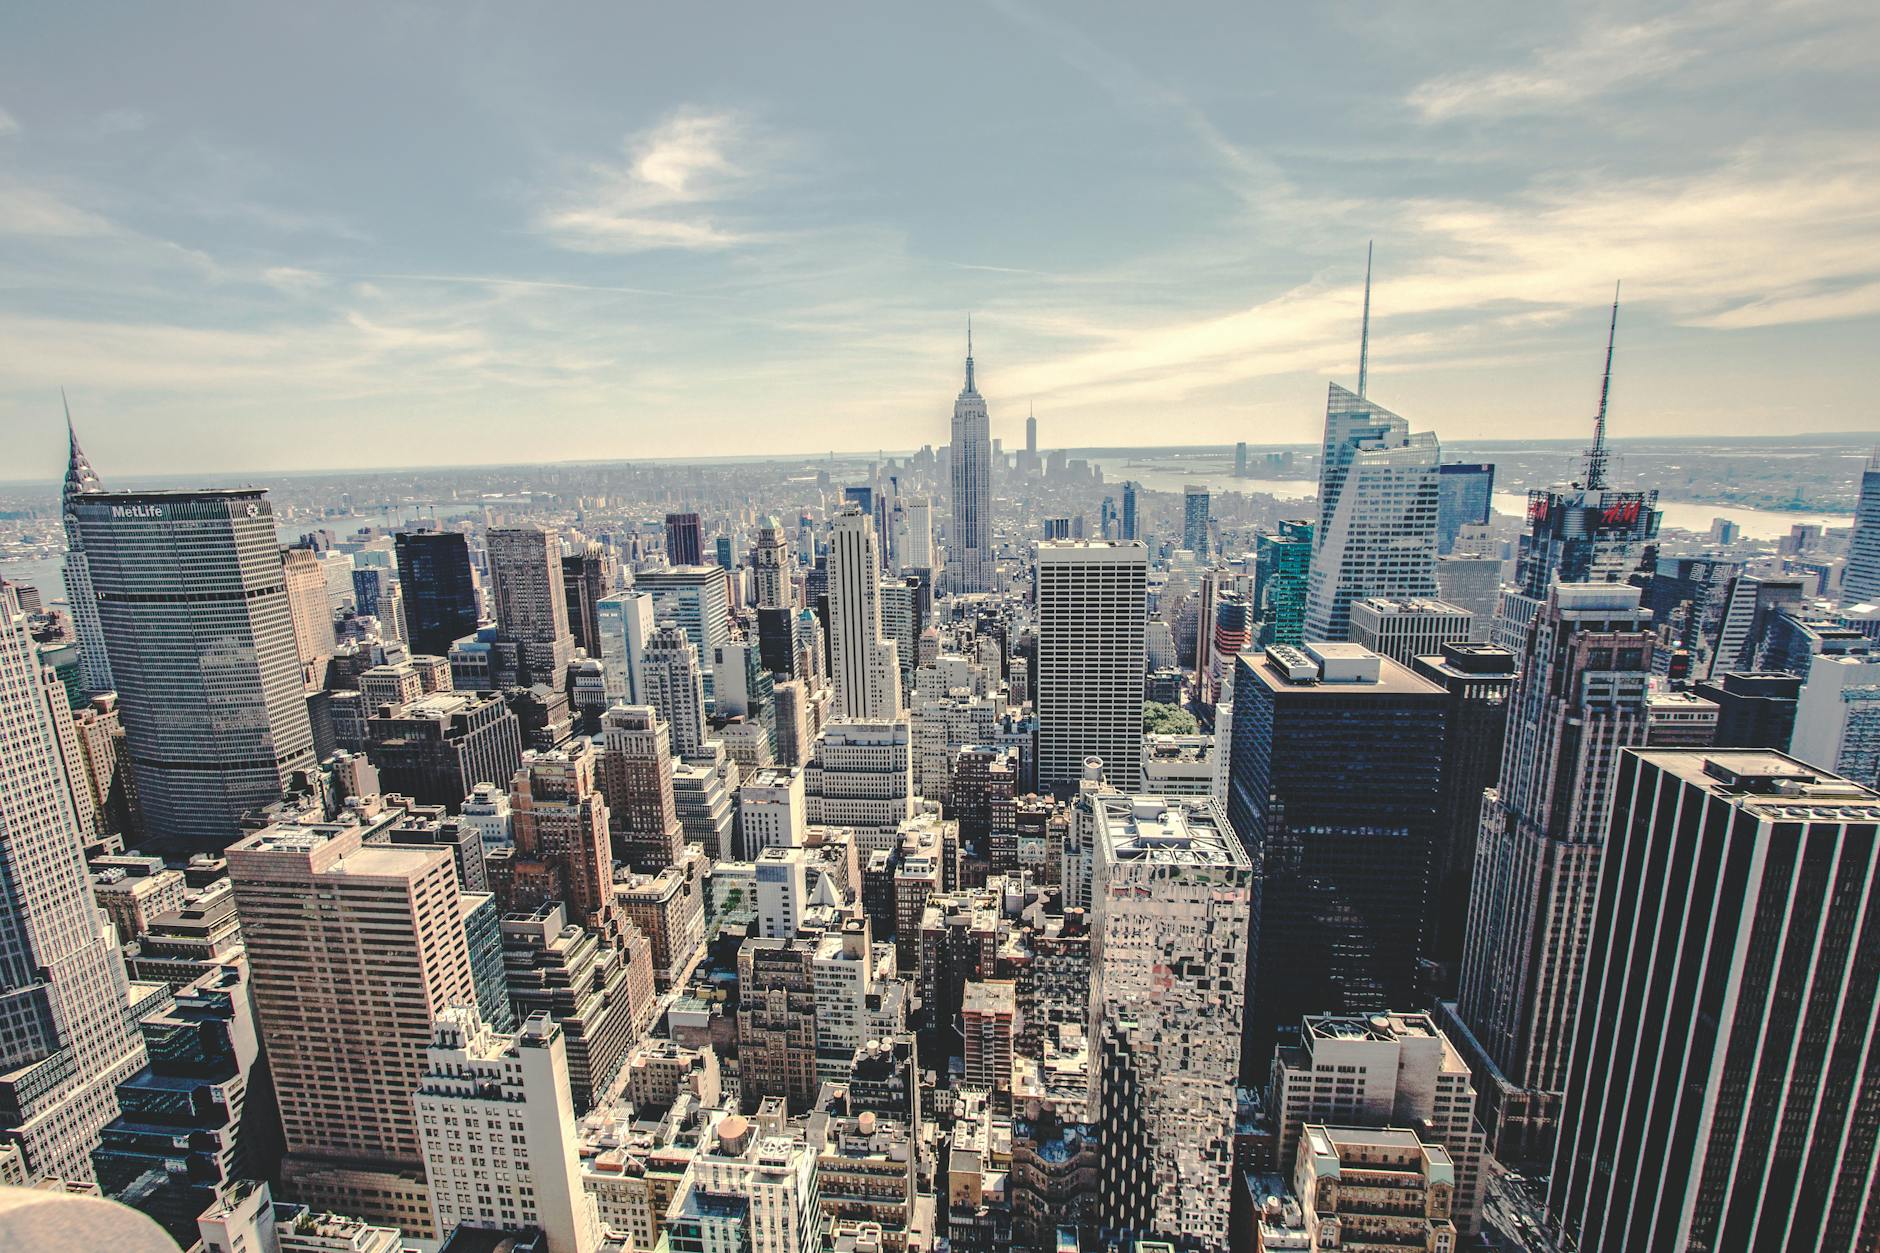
[1143,700,1199,735]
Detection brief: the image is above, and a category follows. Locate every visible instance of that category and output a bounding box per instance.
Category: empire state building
[947,324,994,594]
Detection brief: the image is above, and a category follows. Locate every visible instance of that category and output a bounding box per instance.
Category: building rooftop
[1242,644,1444,697]
[1638,749,1880,821]
[1093,795,1249,869]
[1350,597,1472,617]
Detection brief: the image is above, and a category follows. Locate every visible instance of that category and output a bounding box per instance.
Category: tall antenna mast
[1584,281,1620,490]
[1357,240,1373,399]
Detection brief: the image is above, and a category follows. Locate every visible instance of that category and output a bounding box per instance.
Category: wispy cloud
[0,107,19,137]
[0,182,116,236]
[261,266,329,296]
[536,108,769,253]
[1408,17,1696,121]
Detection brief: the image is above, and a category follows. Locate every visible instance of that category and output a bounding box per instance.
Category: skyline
[4,2,1880,476]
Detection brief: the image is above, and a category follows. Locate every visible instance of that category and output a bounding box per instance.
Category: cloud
[0,108,18,136]
[92,108,148,137]
[1408,17,1696,121]
[261,266,330,295]
[0,183,116,236]
[536,109,767,253]
[969,136,1880,418]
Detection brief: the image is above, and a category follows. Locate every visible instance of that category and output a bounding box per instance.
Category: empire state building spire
[963,314,977,394]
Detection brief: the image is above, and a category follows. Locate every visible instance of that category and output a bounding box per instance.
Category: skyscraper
[903,496,935,572]
[562,545,607,656]
[1035,541,1148,793]
[1448,583,1653,1164]
[496,740,616,932]
[1254,519,1313,647]
[1182,484,1210,557]
[0,582,145,1182]
[664,512,703,567]
[351,566,406,642]
[827,509,902,720]
[1089,794,1251,1248]
[59,406,112,695]
[228,820,478,1233]
[1226,642,1447,1074]
[282,544,337,689]
[1303,384,1441,642]
[1843,453,1880,607]
[752,515,793,610]
[1411,643,1517,986]
[595,590,655,705]
[642,622,707,760]
[486,526,575,689]
[597,704,684,873]
[947,324,994,595]
[76,489,317,848]
[1434,462,1495,555]
[1119,481,1139,542]
[416,1008,601,1253]
[1551,750,1880,1252]
[1499,291,1660,642]
[634,566,731,706]
[1025,405,1037,455]
[395,531,479,657]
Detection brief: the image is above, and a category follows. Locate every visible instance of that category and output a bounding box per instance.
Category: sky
[3,1,1878,477]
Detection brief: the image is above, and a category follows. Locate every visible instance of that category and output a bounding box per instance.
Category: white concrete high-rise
[595,590,655,705]
[1304,384,1442,642]
[1089,794,1251,1249]
[1788,652,1880,783]
[59,409,112,695]
[827,509,902,721]
[668,1111,822,1253]
[904,496,935,572]
[739,766,807,857]
[802,719,914,851]
[947,327,994,595]
[642,622,707,761]
[1035,541,1148,793]
[633,567,732,706]
[1271,1012,1487,1234]
[0,582,145,1182]
[417,1006,601,1253]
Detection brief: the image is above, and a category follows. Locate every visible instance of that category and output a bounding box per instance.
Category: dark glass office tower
[1226,642,1447,1077]
[76,489,316,849]
[664,511,703,566]
[562,547,607,655]
[1412,643,1517,990]
[1552,749,1880,1252]
[395,530,479,657]
[1435,462,1494,555]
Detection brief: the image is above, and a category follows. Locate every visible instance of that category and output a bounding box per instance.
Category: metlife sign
[110,503,166,520]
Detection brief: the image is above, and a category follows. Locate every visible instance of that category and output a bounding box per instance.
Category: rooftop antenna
[1357,241,1373,399]
[1585,281,1621,490]
[965,314,976,392]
